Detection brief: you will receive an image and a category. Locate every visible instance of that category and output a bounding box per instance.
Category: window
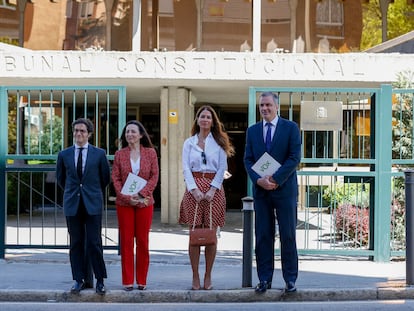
[78,0,94,19]
[316,0,344,40]
[1,0,16,10]
[66,0,73,18]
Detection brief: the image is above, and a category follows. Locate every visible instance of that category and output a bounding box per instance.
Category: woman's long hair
[119,120,154,149]
[191,105,235,157]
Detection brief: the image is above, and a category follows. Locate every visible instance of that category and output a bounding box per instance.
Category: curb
[1,287,413,303]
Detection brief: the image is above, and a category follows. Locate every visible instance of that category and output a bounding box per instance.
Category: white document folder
[121,173,147,195]
[251,152,281,177]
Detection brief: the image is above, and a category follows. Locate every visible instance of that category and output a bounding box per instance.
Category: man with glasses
[56,118,110,295]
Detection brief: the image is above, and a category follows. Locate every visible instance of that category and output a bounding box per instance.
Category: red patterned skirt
[179,174,226,228]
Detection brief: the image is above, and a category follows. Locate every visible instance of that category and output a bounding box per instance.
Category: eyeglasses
[201,151,207,165]
[74,129,87,134]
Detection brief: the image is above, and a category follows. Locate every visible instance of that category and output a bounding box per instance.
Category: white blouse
[130,156,141,175]
[182,133,228,191]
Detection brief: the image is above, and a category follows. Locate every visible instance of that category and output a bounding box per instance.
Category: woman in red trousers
[112,120,159,291]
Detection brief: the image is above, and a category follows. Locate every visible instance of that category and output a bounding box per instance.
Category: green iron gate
[1,84,413,262]
[0,86,126,258]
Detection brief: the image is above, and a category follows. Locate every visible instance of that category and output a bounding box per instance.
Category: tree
[392,70,414,160]
[361,0,414,50]
[7,96,17,154]
[25,115,63,156]
[390,70,414,249]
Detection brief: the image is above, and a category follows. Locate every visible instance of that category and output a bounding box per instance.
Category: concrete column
[252,0,261,53]
[132,0,141,51]
[17,0,27,47]
[289,0,298,50]
[304,0,311,52]
[160,87,195,224]
[104,0,115,51]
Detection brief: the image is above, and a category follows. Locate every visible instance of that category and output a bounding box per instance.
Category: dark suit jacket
[56,145,110,216]
[244,117,301,199]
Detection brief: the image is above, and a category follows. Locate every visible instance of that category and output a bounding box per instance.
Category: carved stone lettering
[312,58,325,76]
[79,56,91,72]
[223,57,236,74]
[244,57,255,74]
[23,56,34,71]
[264,58,274,74]
[173,57,185,73]
[5,56,16,71]
[154,57,166,73]
[117,57,127,72]
[62,56,71,71]
[135,58,146,72]
[193,57,206,74]
[41,56,53,71]
[293,58,304,74]
[0,52,403,81]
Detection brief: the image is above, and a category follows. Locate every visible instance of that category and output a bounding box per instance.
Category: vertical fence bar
[405,170,414,285]
[0,87,8,258]
[374,84,393,262]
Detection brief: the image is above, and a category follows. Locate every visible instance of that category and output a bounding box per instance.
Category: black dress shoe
[96,281,106,295]
[285,281,297,293]
[71,281,85,294]
[254,281,272,293]
[84,281,94,289]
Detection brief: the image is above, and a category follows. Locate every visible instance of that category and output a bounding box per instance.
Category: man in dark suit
[244,92,301,294]
[56,118,110,295]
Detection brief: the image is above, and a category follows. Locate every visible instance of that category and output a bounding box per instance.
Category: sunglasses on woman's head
[201,151,207,165]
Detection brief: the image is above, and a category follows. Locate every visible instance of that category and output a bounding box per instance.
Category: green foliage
[25,115,63,156]
[391,178,405,250]
[392,71,414,160]
[8,98,17,154]
[323,68,413,249]
[323,181,370,209]
[387,0,414,40]
[361,0,414,50]
[0,37,18,46]
[390,71,414,249]
[323,182,370,245]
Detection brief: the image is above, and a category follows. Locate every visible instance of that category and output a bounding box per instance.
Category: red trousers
[116,204,153,286]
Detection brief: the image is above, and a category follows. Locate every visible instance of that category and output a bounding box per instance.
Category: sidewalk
[0,210,410,303]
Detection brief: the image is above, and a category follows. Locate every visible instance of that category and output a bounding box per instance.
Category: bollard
[242,196,254,288]
[405,170,414,285]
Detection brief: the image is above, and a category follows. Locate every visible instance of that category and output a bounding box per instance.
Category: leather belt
[192,172,216,179]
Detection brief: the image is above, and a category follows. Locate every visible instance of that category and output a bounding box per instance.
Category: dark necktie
[77,147,83,179]
[265,122,272,152]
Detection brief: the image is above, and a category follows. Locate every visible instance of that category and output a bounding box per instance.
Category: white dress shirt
[262,116,278,142]
[182,133,227,191]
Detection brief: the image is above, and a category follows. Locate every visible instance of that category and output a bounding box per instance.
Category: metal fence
[390,88,414,257]
[249,85,393,261]
[1,84,413,262]
[0,86,126,257]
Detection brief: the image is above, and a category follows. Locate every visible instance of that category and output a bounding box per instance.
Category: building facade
[3,0,364,52]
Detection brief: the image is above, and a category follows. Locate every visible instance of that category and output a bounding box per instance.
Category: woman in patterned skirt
[179,105,234,290]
